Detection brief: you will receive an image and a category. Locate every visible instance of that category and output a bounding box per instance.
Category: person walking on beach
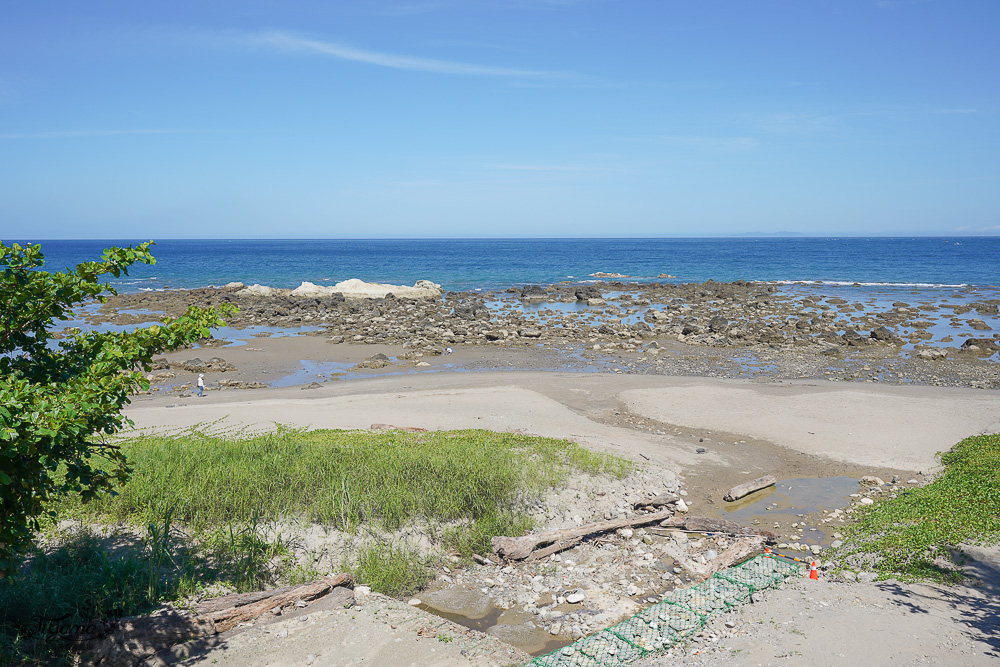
[196,373,205,397]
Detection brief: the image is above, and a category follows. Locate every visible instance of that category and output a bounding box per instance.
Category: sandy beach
[120,329,1000,666]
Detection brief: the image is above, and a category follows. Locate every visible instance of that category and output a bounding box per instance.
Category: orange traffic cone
[809,561,819,580]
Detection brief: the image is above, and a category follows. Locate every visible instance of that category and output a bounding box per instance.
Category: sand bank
[126,370,999,474]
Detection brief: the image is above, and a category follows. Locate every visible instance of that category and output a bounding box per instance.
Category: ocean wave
[766,280,970,288]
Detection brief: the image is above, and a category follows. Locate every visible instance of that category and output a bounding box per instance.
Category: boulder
[870,326,903,345]
[520,284,547,298]
[331,278,442,300]
[574,286,603,301]
[842,329,868,347]
[708,316,729,333]
[961,338,1000,353]
[238,284,278,297]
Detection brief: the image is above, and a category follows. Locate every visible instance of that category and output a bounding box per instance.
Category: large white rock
[331,278,442,300]
[238,284,277,296]
[291,281,333,297]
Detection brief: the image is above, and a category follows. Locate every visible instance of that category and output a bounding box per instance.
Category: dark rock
[574,286,603,301]
[961,338,1000,353]
[842,329,868,347]
[870,326,902,344]
[520,285,547,298]
[973,302,999,316]
[708,316,729,333]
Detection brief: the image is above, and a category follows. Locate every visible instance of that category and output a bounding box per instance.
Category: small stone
[859,497,875,505]
[408,598,422,606]
[355,586,371,596]
[566,593,586,604]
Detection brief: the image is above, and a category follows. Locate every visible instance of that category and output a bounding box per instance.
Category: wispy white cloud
[0,129,190,139]
[249,30,562,77]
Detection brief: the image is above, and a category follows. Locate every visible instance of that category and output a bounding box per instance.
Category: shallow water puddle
[718,476,860,546]
[417,593,575,655]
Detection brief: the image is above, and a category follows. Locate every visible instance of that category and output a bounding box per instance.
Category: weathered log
[525,537,583,562]
[703,536,765,578]
[195,573,352,632]
[492,508,673,561]
[659,516,778,542]
[632,492,679,508]
[723,475,777,502]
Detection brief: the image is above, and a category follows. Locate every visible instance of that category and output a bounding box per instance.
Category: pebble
[567,593,586,604]
[408,598,422,606]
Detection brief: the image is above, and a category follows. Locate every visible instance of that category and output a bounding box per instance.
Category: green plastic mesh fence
[526,553,802,667]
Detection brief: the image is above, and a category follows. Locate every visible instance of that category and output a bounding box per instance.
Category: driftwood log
[492,508,674,561]
[703,535,766,578]
[632,492,680,508]
[194,573,353,632]
[659,516,778,542]
[723,475,777,502]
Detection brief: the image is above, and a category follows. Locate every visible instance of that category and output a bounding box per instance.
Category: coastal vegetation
[0,241,232,579]
[0,427,632,664]
[836,433,1000,583]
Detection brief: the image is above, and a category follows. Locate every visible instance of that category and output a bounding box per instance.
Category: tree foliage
[0,241,234,576]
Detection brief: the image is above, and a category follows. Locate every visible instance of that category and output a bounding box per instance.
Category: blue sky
[1,0,997,238]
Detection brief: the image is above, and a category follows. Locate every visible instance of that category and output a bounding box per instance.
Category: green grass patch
[63,427,631,537]
[835,433,1000,583]
[350,541,434,598]
[4,427,631,663]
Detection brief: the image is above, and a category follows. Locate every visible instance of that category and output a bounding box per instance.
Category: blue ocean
[7,237,1000,294]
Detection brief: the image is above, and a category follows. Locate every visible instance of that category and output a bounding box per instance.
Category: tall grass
[65,427,632,537]
[5,428,632,664]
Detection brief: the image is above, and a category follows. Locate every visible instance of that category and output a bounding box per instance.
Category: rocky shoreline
[85,278,1000,391]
